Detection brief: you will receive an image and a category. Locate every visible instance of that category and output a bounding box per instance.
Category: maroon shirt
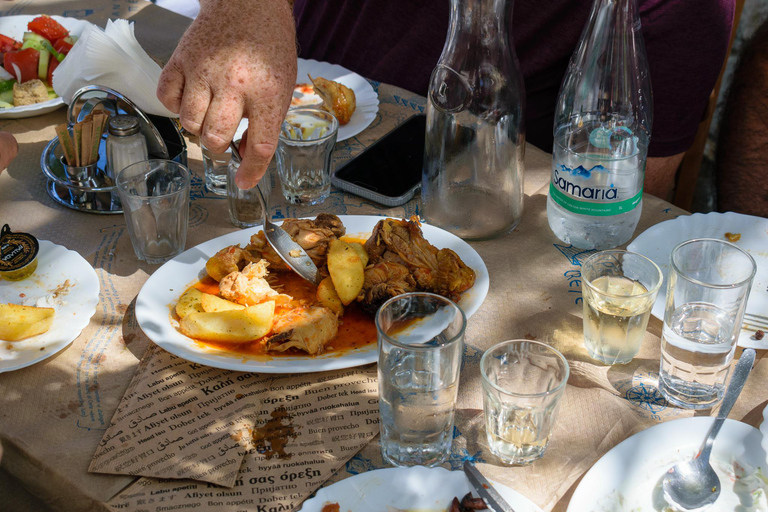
[294,0,734,157]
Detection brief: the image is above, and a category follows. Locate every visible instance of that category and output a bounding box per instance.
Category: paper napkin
[52,19,177,118]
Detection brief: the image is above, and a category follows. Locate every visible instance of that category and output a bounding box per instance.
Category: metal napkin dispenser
[40,85,187,214]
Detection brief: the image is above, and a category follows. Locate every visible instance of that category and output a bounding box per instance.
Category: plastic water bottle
[547,0,652,250]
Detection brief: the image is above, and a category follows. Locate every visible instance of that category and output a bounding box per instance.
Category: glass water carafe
[421,0,525,241]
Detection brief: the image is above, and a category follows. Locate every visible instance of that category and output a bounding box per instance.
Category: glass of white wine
[581,250,663,365]
[480,340,569,465]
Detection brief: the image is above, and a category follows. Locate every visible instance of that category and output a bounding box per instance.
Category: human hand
[0,132,18,171]
[157,0,297,188]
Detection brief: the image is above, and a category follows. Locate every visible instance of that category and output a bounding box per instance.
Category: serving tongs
[229,141,320,285]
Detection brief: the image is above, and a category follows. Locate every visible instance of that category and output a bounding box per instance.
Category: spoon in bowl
[661,348,756,510]
[229,141,320,285]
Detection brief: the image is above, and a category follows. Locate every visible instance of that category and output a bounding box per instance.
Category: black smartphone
[332,114,426,206]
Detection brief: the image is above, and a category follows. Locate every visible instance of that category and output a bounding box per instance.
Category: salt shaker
[106,115,148,184]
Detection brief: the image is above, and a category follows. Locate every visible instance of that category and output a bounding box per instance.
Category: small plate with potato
[0,240,99,372]
[135,215,489,373]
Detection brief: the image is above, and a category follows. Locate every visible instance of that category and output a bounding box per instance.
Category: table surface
[1,2,766,512]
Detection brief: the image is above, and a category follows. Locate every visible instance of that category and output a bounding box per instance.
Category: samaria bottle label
[549,163,643,217]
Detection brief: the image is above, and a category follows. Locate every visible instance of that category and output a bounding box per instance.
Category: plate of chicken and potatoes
[135,215,488,373]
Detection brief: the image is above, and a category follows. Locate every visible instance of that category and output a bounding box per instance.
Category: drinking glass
[659,238,756,409]
[116,160,190,264]
[376,293,466,467]
[581,250,663,364]
[201,143,230,196]
[275,108,338,205]
[226,145,271,228]
[480,340,569,465]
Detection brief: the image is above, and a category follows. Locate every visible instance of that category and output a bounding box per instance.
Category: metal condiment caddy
[40,85,187,214]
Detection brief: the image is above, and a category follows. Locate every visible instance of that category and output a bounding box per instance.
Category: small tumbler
[226,150,271,228]
[481,340,569,465]
[275,108,338,205]
[376,292,466,467]
[202,143,230,196]
[116,160,191,264]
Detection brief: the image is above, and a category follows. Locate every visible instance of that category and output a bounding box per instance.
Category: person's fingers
[201,93,244,153]
[0,132,18,171]
[178,80,212,135]
[156,60,185,114]
[234,119,281,189]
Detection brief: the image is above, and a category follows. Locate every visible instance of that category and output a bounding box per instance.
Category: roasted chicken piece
[358,261,417,314]
[309,75,356,125]
[219,261,291,306]
[266,305,339,355]
[206,245,260,282]
[247,214,346,272]
[364,218,475,302]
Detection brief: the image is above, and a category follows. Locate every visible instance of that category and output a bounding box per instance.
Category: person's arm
[157,0,297,189]
[0,132,17,171]
[644,153,684,201]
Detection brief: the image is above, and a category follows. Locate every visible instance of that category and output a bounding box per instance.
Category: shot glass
[659,238,756,409]
[226,144,271,228]
[116,160,191,264]
[376,292,466,467]
[581,250,663,365]
[201,143,230,196]
[275,108,338,205]
[480,340,569,465]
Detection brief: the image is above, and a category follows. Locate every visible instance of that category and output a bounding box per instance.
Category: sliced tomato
[4,48,40,83]
[52,38,73,55]
[28,16,68,43]
[0,34,21,53]
[47,56,59,85]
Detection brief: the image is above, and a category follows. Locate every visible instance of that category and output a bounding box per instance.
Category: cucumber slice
[0,99,13,109]
[0,88,13,104]
[47,90,57,99]
[0,79,15,94]
[23,32,48,44]
[38,49,50,81]
[21,39,45,52]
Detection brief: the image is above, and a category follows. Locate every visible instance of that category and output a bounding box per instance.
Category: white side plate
[0,240,100,372]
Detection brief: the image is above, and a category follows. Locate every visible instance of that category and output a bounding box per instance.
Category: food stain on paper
[251,406,300,460]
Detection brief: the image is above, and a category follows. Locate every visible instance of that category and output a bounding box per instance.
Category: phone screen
[333,114,426,201]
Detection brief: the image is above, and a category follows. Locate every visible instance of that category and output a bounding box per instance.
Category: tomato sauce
[188,272,377,357]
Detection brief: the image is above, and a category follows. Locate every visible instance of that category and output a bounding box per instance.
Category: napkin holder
[40,85,187,214]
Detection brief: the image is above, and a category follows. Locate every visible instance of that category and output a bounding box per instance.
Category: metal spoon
[229,141,320,285]
[661,348,757,510]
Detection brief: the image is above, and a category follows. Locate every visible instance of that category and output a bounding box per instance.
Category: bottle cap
[108,115,141,137]
[0,224,39,281]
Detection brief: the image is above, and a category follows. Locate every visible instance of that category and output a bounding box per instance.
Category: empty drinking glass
[116,160,190,264]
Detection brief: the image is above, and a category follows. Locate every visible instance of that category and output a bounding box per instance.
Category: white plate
[294,58,379,142]
[0,240,100,372]
[0,15,95,119]
[627,212,768,349]
[761,405,768,469]
[567,417,768,512]
[299,466,543,512]
[135,215,489,373]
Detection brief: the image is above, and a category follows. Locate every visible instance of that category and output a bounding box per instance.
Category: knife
[463,461,515,512]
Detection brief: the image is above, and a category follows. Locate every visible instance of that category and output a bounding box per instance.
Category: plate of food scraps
[627,211,768,349]
[0,240,100,372]
[298,466,543,512]
[135,215,489,373]
[567,417,768,512]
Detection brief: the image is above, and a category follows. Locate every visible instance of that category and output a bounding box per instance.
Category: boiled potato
[347,241,369,267]
[179,301,275,342]
[200,293,245,313]
[316,277,344,316]
[327,239,364,305]
[176,288,204,318]
[0,303,55,341]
